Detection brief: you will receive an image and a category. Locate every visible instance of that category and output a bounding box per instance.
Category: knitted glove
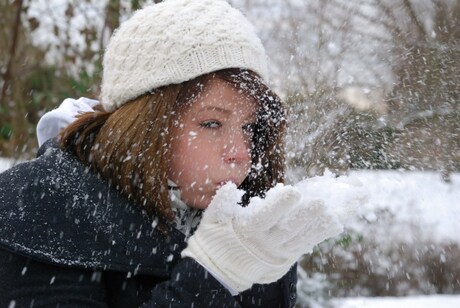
[181,178,364,292]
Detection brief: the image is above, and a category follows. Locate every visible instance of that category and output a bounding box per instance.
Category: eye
[200,120,221,129]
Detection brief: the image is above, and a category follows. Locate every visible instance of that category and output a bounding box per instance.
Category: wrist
[181,223,292,292]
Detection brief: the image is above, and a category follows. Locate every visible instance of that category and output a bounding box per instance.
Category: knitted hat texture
[101,0,268,111]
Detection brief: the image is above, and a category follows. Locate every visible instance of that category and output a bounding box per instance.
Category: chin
[189,202,209,210]
[184,196,211,210]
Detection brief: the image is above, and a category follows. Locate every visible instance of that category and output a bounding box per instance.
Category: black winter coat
[0,140,297,307]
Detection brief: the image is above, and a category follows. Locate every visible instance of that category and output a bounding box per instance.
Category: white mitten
[181,179,361,292]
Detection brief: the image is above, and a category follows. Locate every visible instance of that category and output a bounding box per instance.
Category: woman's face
[168,78,257,209]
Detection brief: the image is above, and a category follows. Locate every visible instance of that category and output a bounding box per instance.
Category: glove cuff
[181,223,290,292]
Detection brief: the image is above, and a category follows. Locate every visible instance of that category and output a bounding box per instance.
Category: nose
[222,131,251,165]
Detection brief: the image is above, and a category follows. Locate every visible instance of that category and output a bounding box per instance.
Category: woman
[0,0,348,306]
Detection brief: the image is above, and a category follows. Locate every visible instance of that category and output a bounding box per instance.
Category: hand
[181,179,361,292]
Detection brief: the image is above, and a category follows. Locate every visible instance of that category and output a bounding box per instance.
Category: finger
[275,199,328,242]
[242,184,301,230]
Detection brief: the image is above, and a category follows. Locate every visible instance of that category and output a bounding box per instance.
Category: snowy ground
[1,159,459,306]
[331,295,460,308]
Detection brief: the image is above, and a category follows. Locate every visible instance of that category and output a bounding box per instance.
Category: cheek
[185,140,216,174]
[169,136,210,179]
[168,135,187,177]
[170,131,195,158]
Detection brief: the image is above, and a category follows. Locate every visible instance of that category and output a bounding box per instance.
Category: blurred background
[0,0,459,306]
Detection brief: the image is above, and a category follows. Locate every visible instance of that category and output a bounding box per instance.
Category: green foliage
[27,66,57,110]
[0,123,12,140]
[0,103,11,143]
[131,0,142,10]
[61,61,102,99]
[335,233,353,248]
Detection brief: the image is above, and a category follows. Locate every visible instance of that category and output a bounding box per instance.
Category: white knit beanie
[101,0,268,112]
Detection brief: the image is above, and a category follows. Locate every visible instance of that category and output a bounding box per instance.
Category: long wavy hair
[60,69,286,225]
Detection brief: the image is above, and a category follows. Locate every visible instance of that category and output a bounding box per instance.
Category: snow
[285,169,460,245]
[293,172,366,224]
[25,0,106,74]
[331,295,460,308]
[346,170,460,245]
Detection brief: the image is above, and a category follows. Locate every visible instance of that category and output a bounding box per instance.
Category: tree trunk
[0,0,22,110]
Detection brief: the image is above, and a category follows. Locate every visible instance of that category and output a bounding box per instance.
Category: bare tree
[378,0,460,175]
[250,0,460,177]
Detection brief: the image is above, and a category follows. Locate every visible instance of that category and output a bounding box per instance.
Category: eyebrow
[197,106,231,114]
[195,106,256,122]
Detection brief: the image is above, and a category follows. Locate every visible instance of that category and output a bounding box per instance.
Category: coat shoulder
[0,141,185,276]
